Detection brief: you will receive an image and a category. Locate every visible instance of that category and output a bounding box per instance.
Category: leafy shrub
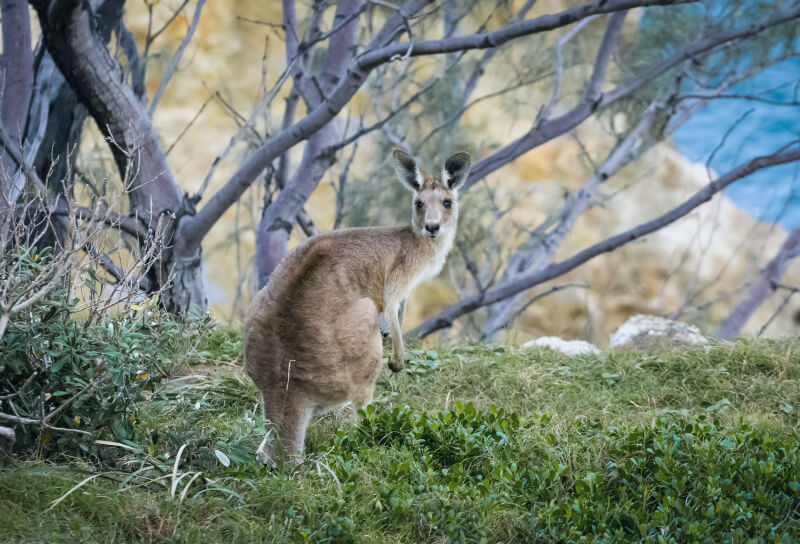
[0,284,212,454]
[281,404,800,543]
[192,325,243,363]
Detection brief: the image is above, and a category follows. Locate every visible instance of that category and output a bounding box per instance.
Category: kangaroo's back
[243,227,399,380]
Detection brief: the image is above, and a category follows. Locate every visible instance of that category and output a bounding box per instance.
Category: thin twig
[149,0,207,116]
[757,286,800,337]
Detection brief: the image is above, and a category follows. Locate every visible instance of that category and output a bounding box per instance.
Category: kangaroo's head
[392,149,471,239]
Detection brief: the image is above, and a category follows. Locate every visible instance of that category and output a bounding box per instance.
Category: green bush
[284,404,800,543]
[0,284,212,455]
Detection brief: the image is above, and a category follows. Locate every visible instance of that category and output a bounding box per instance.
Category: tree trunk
[27,0,123,194]
[0,0,33,208]
[255,221,290,289]
[34,0,182,224]
[33,0,203,313]
[255,124,338,286]
[254,0,360,286]
[165,237,207,313]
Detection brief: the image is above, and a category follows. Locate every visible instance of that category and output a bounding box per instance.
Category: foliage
[191,325,244,363]
[3,337,800,542]
[0,279,214,454]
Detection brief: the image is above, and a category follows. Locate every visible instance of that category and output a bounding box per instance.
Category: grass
[2,333,800,542]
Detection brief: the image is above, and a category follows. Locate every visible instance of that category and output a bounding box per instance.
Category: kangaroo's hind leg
[258,387,315,464]
[278,395,315,459]
[340,298,384,421]
[256,390,282,466]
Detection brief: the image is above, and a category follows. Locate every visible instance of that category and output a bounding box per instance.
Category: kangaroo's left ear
[442,152,471,192]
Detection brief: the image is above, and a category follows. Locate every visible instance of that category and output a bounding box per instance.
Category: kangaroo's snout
[425,223,440,235]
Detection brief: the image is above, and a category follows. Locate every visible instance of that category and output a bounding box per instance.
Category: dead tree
[477,46,800,338]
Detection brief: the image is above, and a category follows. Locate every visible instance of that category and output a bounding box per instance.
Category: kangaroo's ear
[392,149,423,192]
[442,152,471,192]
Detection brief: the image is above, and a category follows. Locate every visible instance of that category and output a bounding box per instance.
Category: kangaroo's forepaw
[388,356,404,373]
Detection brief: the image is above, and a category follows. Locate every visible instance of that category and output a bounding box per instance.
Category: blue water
[672,57,800,229]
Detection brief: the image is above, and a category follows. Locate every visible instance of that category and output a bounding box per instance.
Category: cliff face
[106,2,797,343]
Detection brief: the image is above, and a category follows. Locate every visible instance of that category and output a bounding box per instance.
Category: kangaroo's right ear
[392,149,423,192]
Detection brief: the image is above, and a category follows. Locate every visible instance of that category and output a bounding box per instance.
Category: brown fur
[243,150,470,463]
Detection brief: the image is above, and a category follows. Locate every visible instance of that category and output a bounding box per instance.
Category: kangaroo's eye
[415,200,424,209]
[443,199,452,209]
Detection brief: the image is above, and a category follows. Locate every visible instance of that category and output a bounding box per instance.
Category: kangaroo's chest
[416,249,447,284]
[402,232,454,296]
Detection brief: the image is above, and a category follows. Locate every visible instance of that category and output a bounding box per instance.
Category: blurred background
[4,0,800,346]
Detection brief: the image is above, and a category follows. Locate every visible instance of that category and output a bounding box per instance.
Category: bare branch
[0,412,91,436]
[482,101,661,335]
[461,0,537,104]
[59,203,147,239]
[677,93,800,107]
[419,70,554,150]
[464,4,800,190]
[358,0,691,68]
[333,141,358,230]
[144,0,191,57]
[295,208,319,238]
[165,93,212,155]
[148,0,207,116]
[0,118,46,196]
[412,142,800,337]
[0,371,38,402]
[583,11,626,102]
[537,15,600,123]
[84,241,126,283]
[186,0,695,247]
[118,20,146,100]
[718,225,800,340]
[757,285,800,337]
[321,76,438,156]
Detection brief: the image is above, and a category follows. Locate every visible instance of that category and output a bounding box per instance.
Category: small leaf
[214,449,231,467]
[50,358,68,373]
[706,398,732,413]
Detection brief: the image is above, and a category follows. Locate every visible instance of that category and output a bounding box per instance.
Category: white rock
[609,314,708,348]
[522,336,602,356]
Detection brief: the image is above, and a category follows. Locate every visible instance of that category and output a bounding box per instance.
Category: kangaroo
[243,149,471,464]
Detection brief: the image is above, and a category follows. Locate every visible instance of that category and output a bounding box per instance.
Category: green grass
[3,335,800,543]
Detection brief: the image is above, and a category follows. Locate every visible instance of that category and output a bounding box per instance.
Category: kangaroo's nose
[425,223,440,235]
